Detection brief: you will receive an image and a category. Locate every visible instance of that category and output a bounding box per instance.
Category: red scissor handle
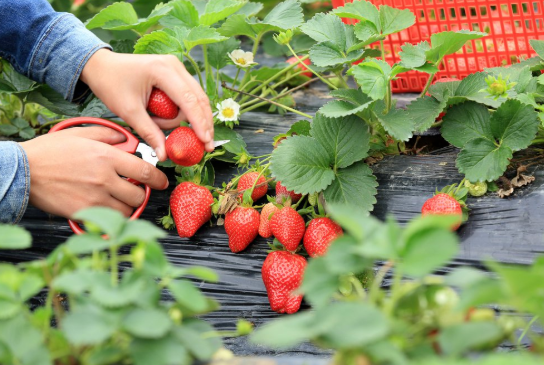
[49,117,151,234]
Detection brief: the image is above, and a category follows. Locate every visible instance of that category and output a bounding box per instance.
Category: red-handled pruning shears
[49,117,228,235]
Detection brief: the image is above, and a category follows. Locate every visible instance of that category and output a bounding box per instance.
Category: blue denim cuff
[28,13,112,101]
[0,142,31,224]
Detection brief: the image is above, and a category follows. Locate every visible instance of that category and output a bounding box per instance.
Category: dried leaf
[498,187,514,198]
[254,129,265,134]
[511,173,535,188]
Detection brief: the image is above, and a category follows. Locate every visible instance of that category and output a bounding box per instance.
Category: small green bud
[308,192,318,206]
[236,319,253,335]
[131,245,146,269]
[464,180,488,197]
[481,74,516,100]
[274,29,293,45]
[468,308,495,322]
[489,81,506,95]
[211,201,220,215]
[169,307,183,324]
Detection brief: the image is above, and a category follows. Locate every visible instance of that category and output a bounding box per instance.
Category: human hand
[19,127,169,219]
[80,49,215,160]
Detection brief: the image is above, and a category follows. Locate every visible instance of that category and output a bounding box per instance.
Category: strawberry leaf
[350,60,392,100]
[375,105,415,141]
[160,0,199,28]
[441,101,492,148]
[323,161,378,213]
[300,13,347,45]
[490,99,539,151]
[311,114,370,169]
[530,39,544,59]
[428,79,461,102]
[404,95,447,132]
[456,138,512,182]
[199,0,247,26]
[270,135,335,195]
[236,2,264,17]
[207,37,241,70]
[182,25,228,51]
[426,30,487,64]
[318,89,373,118]
[378,5,416,36]
[331,0,380,24]
[134,30,184,56]
[309,42,365,67]
[399,41,430,69]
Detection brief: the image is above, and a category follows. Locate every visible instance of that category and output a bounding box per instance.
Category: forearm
[0,142,31,224]
[0,0,111,101]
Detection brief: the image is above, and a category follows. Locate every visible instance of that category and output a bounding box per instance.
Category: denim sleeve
[0,142,30,224]
[0,0,111,101]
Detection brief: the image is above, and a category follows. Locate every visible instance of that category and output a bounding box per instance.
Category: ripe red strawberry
[303,218,343,257]
[170,182,213,238]
[270,207,306,251]
[262,251,307,314]
[237,172,268,202]
[259,203,279,238]
[224,207,260,253]
[166,126,204,167]
[147,88,179,119]
[421,193,463,230]
[286,56,312,78]
[276,181,302,204]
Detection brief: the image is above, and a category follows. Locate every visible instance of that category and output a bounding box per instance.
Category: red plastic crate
[332,0,544,92]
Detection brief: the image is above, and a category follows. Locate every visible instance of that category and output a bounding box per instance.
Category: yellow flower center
[236,58,247,65]
[222,107,235,118]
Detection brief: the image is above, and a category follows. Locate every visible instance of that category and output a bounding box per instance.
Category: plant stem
[203,45,210,85]
[334,70,349,89]
[232,68,241,87]
[517,316,539,346]
[420,73,436,98]
[224,83,312,119]
[369,260,393,304]
[184,52,204,88]
[530,138,544,146]
[110,246,118,287]
[286,44,338,90]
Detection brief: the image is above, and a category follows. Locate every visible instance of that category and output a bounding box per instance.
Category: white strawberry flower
[228,49,257,68]
[216,98,240,122]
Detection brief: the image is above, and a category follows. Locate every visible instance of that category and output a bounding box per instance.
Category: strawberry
[170,182,213,238]
[224,207,260,253]
[165,126,204,167]
[286,56,312,78]
[270,207,306,251]
[421,193,463,230]
[303,218,343,257]
[262,251,307,314]
[237,172,268,202]
[259,203,279,238]
[275,181,302,204]
[147,88,179,119]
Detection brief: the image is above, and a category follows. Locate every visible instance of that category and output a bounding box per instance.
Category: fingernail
[205,130,213,143]
[156,146,165,160]
[163,179,169,189]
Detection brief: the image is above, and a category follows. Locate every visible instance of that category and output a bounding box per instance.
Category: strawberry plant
[251,205,544,364]
[0,207,255,365]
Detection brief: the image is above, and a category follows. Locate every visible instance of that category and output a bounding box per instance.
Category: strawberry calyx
[266,239,303,255]
[435,181,470,223]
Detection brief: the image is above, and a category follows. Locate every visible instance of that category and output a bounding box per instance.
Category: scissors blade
[136,143,159,166]
[214,140,230,148]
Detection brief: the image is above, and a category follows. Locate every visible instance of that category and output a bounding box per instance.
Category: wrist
[80,48,113,85]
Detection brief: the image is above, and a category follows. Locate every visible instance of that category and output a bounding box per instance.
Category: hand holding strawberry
[147,88,179,119]
[262,251,307,314]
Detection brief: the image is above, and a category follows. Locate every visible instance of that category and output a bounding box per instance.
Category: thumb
[121,108,167,161]
[58,126,126,145]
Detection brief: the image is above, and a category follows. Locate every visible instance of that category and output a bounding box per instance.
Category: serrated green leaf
[375,105,415,141]
[184,267,219,283]
[90,274,144,308]
[26,85,81,116]
[427,31,487,64]
[52,268,101,295]
[73,207,126,238]
[200,0,246,26]
[207,37,241,70]
[456,138,512,182]
[122,308,172,339]
[349,22,382,52]
[287,120,311,136]
[454,72,503,108]
[331,0,380,24]
[65,234,113,254]
[168,280,209,312]
[428,79,461,102]
[130,333,189,365]
[438,322,503,356]
[219,14,259,38]
[301,13,346,45]
[134,30,184,55]
[11,118,28,129]
[270,135,335,195]
[0,314,51,365]
[86,2,171,34]
[379,6,415,36]
[261,0,303,30]
[236,2,263,17]
[309,42,365,67]
[117,220,167,244]
[530,39,544,59]
[311,114,370,168]
[18,274,44,301]
[323,161,378,213]
[399,41,430,69]
[0,300,21,320]
[63,307,117,346]
[490,99,539,151]
[405,95,446,132]
[81,97,109,118]
[159,0,199,28]
[0,225,31,250]
[183,25,228,51]
[350,60,391,100]
[174,320,221,361]
[0,124,19,136]
[319,88,373,117]
[213,125,248,163]
[441,101,493,148]
[17,126,34,139]
[0,62,37,93]
[110,39,135,54]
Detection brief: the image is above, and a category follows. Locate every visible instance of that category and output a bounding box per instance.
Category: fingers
[102,196,134,218]
[59,126,126,145]
[151,109,186,130]
[120,108,168,161]
[110,178,147,208]
[111,149,169,191]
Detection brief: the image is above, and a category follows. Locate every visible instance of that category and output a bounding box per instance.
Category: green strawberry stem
[223,83,312,119]
[251,153,272,160]
[110,246,118,287]
[244,165,270,205]
[232,68,241,88]
[286,43,337,90]
[517,316,540,346]
[334,70,349,89]
[238,55,311,104]
[184,52,204,88]
[453,178,467,196]
[234,33,264,101]
[380,40,392,112]
[420,73,436,98]
[203,45,211,88]
[350,275,366,298]
[369,260,393,304]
